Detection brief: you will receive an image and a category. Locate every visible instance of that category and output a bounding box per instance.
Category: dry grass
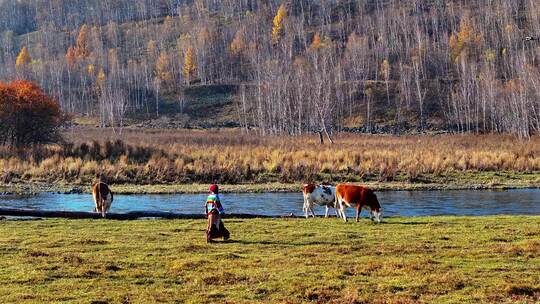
[1,127,539,188]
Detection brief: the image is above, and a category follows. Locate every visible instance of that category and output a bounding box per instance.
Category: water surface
[1,189,539,217]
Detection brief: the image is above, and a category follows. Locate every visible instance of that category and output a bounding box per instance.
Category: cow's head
[321,185,332,196]
[302,183,316,194]
[370,207,382,223]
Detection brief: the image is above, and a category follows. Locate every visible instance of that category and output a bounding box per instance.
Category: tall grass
[1,128,539,185]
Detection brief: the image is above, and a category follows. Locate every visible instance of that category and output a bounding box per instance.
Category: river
[1,189,539,217]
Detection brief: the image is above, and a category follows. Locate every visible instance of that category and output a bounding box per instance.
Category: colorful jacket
[206,194,224,214]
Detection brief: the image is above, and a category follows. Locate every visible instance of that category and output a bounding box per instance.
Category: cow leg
[324,206,329,218]
[354,205,359,222]
[309,204,316,218]
[337,197,347,222]
[333,201,340,218]
[101,200,106,218]
[303,197,309,219]
[93,195,98,214]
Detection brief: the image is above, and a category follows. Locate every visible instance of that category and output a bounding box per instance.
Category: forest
[1,0,539,137]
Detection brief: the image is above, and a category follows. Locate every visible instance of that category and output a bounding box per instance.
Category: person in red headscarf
[205,184,230,243]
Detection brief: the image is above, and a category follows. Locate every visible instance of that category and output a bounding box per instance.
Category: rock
[65,187,84,194]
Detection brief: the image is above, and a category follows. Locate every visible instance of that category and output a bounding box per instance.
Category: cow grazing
[302,183,338,218]
[335,184,382,223]
[92,182,113,218]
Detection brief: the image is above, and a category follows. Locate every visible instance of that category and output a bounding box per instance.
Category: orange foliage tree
[0,80,67,147]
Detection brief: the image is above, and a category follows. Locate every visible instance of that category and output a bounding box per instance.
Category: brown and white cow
[92,182,113,218]
[335,184,382,223]
[302,183,338,218]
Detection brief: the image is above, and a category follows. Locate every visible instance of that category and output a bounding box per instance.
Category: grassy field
[1,216,539,303]
[1,128,539,193]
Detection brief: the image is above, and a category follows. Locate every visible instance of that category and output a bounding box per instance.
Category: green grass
[1,216,539,303]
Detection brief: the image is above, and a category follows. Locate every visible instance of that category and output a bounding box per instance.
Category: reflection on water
[0,189,539,217]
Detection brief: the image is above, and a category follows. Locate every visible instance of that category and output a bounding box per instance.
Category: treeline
[0,0,539,137]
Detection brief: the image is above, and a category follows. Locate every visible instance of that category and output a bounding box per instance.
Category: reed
[1,127,539,187]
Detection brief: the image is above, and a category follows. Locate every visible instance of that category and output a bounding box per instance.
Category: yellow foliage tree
[97,68,106,83]
[76,24,90,59]
[15,47,32,70]
[182,46,197,84]
[86,64,95,75]
[449,16,481,62]
[380,59,390,79]
[96,67,106,97]
[272,4,286,44]
[380,59,391,104]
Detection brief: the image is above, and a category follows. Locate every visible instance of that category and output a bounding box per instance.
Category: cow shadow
[381,221,431,225]
[220,239,341,246]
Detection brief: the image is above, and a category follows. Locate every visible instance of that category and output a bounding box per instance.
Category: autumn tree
[155,51,173,114]
[310,32,322,50]
[449,16,481,63]
[182,46,197,84]
[75,24,91,59]
[230,30,247,56]
[230,29,249,80]
[15,46,31,72]
[0,80,66,146]
[380,59,391,105]
[65,46,77,68]
[272,4,286,44]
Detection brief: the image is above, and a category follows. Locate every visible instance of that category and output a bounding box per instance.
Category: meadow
[1,128,539,193]
[0,216,539,303]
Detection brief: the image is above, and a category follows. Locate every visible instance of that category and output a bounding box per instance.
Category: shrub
[0,80,67,147]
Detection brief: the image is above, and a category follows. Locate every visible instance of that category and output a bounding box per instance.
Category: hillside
[0,0,539,136]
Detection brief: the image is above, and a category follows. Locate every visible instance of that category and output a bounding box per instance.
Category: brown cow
[92,182,113,218]
[335,184,382,223]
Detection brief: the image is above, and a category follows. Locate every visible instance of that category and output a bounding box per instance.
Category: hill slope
[0,0,539,135]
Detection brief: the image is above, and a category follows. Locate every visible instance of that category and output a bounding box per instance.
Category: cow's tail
[102,184,108,218]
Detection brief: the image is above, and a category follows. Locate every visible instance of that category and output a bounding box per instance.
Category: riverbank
[0,175,540,195]
[1,170,539,195]
[1,216,538,303]
[1,181,539,195]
